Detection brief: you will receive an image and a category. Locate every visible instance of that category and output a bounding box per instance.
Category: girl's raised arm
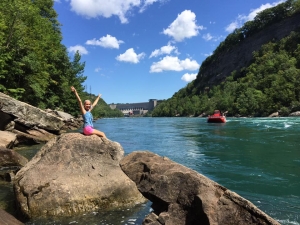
[91,94,102,110]
[71,86,86,115]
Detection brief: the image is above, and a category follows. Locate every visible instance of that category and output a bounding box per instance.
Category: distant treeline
[152,0,300,117]
[0,0,122,118]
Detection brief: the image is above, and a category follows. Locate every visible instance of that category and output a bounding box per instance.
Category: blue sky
[53,0,285,104]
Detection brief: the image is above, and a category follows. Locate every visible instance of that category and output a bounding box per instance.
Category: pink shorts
[83,126,94,135]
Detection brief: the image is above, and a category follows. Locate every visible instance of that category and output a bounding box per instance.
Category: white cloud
[225,21,240,33]
[204,52,213,57]
[86,35,124,49]
[140,0,158,12]
[69,0,140,23]
[246,1,285,21]
[202,33,225,42]
[150,56,199,73]
[163,10,204,42]
[181,73,197,82]
[69,0,168,23]
[202,33,213,41]
[149,43,179,58]
[68,45,88,55]
[139,0,167,12]
[116,48,145,63]
[95,67,101,72]
[225,1,285,33]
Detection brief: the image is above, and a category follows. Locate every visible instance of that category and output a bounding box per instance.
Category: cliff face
[195,12,300,90]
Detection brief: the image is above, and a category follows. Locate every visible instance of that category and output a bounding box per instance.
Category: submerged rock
[0,147,28,167]
[120,151,280,225]
[13,133,145,219]
[0,146,28,182]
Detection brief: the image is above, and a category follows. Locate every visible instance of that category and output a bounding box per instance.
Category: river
[1,117,299,224]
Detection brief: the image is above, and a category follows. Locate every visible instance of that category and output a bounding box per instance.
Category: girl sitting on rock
[71,86,107,138]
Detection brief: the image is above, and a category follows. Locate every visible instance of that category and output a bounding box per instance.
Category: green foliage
[6,88,25,100]
[152,30,300,117]
[0,0,121,118]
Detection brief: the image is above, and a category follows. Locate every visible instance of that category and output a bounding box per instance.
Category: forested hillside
[0,0,122,118]
[152,0,300,117]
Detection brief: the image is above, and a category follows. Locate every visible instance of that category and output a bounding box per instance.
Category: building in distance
[109,99,157,116]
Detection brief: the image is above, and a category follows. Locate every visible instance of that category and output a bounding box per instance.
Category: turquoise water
[1,117,299,224]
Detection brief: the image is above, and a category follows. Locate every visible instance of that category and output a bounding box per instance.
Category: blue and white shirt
[83,111,93,128]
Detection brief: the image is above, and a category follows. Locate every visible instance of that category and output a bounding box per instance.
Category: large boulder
[0,92,64,133]
[120,151,280,225]
[13,133,146,219]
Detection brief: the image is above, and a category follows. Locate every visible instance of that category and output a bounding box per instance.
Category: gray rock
[268,112,279,117]
[13,133,146,219]
[44,109,83,131]
[54,110,74,121]
[120,151,280,225]
[289,111,300,116]
[0,92,64,132]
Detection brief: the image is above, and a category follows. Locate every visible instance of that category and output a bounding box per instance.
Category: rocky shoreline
[0,92,83,149]
[0,92,84,182]
[0,92,282,224]
[0,92,84,223]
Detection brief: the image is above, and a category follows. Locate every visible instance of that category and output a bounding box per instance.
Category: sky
[53,0,285,104]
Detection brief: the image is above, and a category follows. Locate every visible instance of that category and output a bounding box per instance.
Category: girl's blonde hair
[84,100,91,104]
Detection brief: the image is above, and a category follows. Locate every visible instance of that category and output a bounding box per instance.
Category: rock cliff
[195,12,300,91]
